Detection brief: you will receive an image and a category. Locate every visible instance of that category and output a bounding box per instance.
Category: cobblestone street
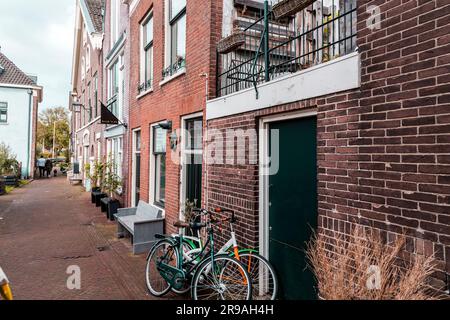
[0,177,174,300]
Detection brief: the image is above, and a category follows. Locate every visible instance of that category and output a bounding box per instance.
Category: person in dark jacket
[45,159,52,178]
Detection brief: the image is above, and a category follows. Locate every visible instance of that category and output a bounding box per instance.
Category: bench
[114,201,164,254]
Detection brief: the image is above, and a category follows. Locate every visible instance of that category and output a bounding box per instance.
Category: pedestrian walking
[45,159,53,178]
[36,155,46,178]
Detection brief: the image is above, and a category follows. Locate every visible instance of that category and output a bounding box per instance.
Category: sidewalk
[0,177,175,300]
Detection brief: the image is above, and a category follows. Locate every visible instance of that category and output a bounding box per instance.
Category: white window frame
[86,46,91,72]
[164,0,186,76]
[132,128,142,207]
[81,57,86,80]
[149,122,168,210]
[140,10,154,94]
[110,0,120,46]
[0,102,7,124]
[179,112,203,220]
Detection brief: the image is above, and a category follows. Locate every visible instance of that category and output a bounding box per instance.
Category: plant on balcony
[306,225,444,300]
[217,30,246,54]
[272,0,315,20]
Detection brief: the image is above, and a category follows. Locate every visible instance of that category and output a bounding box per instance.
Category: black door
[185,118,203,207]
[268,116,317,300]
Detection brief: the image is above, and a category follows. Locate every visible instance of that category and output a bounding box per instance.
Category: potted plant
[182,199,201,236]
[102,160,122,221]
[272,0,315,20]
[90,160,106,204]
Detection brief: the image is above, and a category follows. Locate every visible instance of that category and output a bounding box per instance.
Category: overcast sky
[0,0,75,110]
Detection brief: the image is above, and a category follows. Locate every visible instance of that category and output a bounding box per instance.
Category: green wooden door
[268,116,317,300]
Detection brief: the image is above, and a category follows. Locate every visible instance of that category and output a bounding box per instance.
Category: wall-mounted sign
[100,102,119,125]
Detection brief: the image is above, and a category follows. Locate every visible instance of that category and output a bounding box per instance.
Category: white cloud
[0,0,76,111]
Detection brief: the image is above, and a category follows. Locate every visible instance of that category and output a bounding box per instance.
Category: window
[93,74,98,117]
[139,12,153,94]
[81,57,86,80]
[107,136,123,179]
[153,126,167,208]
[86,46,91,71]
[110,0,120,45]
[0,102,7,123]
[108,59,119,116]
[164,0,186,78]
[87,82,92,122]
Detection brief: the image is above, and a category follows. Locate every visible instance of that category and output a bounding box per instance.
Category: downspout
[26,89,33,179]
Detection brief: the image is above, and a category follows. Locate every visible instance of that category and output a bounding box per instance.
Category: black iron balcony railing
[216,0,357,98]
[138,79,153,95]
[162,56,186,79]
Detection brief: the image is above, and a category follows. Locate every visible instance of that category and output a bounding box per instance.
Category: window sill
[0,122,8,125]
[159,68,186,87]
[137,88,154,100]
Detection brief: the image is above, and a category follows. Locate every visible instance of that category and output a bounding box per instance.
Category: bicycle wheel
[238,252,278,300]
[171,239,197,295]
[145,239,179,297]
[191,255,252,300]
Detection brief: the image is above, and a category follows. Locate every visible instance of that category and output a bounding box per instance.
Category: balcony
[216,0,357,98]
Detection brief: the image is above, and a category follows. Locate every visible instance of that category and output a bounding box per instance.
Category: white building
[0,51,43,178]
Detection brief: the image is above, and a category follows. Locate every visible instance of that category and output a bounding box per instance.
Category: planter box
[107,199,121,221]
[100,197,110,213]
[95,192,108,207]
[91,188,102,204]
[272,0,315,20]
[217,31,245,54]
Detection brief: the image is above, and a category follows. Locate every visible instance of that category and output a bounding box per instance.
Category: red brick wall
[128,0,223,233]
[207,0,450,287]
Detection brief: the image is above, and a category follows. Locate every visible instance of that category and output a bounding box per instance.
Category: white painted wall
[206,52,360,120]
[0,86,33,177]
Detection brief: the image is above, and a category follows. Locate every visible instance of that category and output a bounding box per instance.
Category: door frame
[179,112,204,221]
[258,109,317,260]
[131,128,141,207]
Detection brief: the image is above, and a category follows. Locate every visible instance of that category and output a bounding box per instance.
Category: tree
[36,107,70,158]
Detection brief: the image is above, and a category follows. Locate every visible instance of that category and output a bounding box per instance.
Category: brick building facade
[127,0,222,232]
[70,0,106,187]
[206,0,450,299]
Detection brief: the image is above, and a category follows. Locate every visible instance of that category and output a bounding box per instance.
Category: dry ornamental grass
[306,226,444,300]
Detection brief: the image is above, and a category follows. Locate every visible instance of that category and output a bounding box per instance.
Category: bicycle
[176,207,278,300]
[145,208,253,300]
[0,267,13,300]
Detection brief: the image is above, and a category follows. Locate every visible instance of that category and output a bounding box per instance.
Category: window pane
[145,46,153,84]
[154,127,167,153]
[155,154,166,206]
[135,131,141,152]
[144,15,153,46]
[176,14,186,59]
[170,0,186,20]
[186,118,202,150]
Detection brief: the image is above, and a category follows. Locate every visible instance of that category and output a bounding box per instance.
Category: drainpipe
[26,89,33,179]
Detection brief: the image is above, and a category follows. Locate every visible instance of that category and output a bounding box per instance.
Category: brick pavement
[0,177,179,300]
